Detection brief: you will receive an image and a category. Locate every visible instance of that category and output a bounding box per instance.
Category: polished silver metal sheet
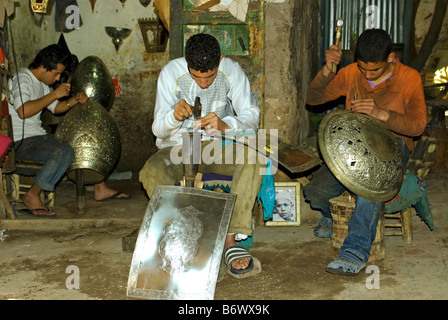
[127,186,236,300]
[318,109,403,202]
[55,99,121,184]
[70,56,115,111]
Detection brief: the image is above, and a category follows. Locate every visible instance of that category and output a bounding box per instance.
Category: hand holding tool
[332,18,344,74]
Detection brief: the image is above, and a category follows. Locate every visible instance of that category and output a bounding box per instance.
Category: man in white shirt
[139,33,263,276]
[9,44,131,217]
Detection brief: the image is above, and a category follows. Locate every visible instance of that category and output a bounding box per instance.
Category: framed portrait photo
[265,182,301,227]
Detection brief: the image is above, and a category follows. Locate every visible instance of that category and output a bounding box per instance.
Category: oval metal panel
[55,99,121,184]
[71,56,115,112]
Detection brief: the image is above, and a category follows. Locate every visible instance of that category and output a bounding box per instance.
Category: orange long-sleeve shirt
[306,59,427,151]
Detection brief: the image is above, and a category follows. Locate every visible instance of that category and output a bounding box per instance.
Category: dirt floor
[0,172,447,301]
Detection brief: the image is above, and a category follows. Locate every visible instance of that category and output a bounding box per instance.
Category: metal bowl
[318,109,403,202]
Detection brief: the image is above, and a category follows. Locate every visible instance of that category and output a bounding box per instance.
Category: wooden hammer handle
[332,27,342,73]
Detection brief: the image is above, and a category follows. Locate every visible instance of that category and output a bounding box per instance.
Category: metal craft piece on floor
[318,109,403,202]
[55,99,121,185]
[127,186,236,300]
[70,56,115,112]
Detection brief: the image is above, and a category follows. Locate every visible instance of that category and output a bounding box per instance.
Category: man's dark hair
[185,33,221,72]
[355,29,392,63]
[28,44,71,71]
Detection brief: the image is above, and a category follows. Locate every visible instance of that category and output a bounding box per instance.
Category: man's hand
[350,98,389,122]
[53,83,71,99]
[73,92,88,104]
[323,43,342,77]
[173,99,193,121]
[194,112,229,133]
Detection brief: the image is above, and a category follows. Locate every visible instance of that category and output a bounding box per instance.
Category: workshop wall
[8,0,168,176]
[6,0,446,178]
[8,0,309,178]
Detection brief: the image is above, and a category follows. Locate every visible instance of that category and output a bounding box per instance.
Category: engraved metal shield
[55,99,121,184]
[127,186,236,300]
[318,109,403,202]
[70,56,115,112]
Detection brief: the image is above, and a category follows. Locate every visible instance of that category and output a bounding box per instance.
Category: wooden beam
[194,0,221,10]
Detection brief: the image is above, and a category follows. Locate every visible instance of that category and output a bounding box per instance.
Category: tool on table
[182,96,202,187]
[183,96,201,132]
[332,18,344,74]
[193,96,202,119]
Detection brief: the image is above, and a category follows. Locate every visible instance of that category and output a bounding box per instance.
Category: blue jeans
[303,138,410,263]
[14,134,74,192]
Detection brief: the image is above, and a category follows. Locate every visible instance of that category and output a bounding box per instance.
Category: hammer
[332,18,344,74]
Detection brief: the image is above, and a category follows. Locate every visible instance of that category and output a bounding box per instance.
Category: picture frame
[265,182,301,227]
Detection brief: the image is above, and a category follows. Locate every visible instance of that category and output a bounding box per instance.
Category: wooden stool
[329,194,385,263]
[0,169,15,219]
[385,208,413,244]
[7,159,55,209]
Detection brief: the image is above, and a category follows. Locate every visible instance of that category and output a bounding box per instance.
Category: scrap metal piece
[318,109,403,202]
[127,186,236,300]
[271,136,322,173]
[223,132,322,174]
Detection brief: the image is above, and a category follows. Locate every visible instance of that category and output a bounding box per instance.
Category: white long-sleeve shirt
[152,57,260,149]
[8,68,58,142]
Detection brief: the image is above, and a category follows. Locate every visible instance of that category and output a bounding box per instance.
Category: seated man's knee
[57,144,75,166]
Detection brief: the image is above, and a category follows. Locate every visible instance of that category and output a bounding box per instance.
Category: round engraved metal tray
[318,109,403,202]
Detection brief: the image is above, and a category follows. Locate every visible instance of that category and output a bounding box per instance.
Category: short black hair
[185,33,221,72]
[355,29,392,63]
[28,44,71,71]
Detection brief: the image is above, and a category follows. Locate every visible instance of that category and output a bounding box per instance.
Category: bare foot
[93,182,131,201]
[224,234,251,271]
[22,186,55,216]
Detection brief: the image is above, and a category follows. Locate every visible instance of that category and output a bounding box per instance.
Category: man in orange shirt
[304,29,427,275]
